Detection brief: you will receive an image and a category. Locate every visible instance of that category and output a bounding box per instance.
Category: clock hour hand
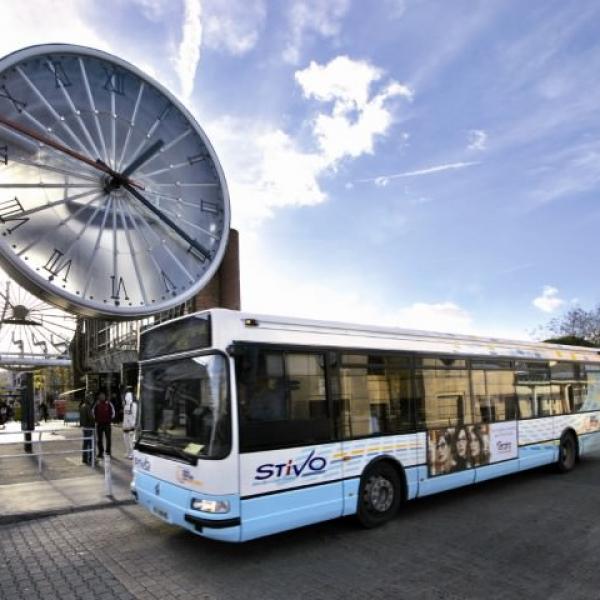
[121,140,164,178]
[122,182,210,260]
[0,114,144,190]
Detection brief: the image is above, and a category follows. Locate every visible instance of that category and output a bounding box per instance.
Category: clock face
[0,44,230,319]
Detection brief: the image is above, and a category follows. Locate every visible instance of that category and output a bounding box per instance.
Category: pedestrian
[0,400,7,429]
[79,396,95,465]
[122,386,137,459]
[112,391,123,424]
[92,391,115,459]
[39,399,49,422]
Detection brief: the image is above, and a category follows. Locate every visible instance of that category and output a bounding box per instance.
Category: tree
[542,306,600,347]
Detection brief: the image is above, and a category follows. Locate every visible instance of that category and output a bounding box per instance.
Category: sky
[0,0,599,341]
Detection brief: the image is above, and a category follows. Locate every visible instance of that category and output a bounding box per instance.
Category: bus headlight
[191,498,230,513]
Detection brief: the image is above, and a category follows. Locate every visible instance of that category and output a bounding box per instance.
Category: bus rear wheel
[357,462,402,528]
[557,432,577,473]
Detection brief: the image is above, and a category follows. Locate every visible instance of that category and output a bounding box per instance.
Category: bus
[131,309,600,542]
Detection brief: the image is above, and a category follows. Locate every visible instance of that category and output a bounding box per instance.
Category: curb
[0,498,137,526]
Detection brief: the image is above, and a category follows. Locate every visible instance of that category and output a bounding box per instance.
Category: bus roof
[142,309,600,364]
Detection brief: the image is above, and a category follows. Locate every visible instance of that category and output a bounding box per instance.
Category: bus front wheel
[557,431,577,473]
[357,462,402,528]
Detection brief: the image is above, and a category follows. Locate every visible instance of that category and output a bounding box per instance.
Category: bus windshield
[138,353,230,460]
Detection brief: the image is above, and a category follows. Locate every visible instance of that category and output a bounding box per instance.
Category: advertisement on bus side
[427,422,517,476]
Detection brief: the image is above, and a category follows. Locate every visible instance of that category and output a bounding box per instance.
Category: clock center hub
[104,175,124,193]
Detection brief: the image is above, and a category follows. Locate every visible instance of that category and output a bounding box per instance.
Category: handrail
[0,428,95,473]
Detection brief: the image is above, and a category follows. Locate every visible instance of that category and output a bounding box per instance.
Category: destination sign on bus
[139,315,211,360]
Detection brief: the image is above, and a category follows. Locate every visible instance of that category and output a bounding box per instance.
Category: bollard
[104,455,113,497]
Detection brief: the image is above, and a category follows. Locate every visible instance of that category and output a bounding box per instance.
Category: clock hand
[0,114,144,190]
[122,182,210,260]
[121,140,164,178]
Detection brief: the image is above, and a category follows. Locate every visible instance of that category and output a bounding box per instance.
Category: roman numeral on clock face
[47,60,71,88]
[110,275,129,302]
[0,146,7,165]
[0,197,29,234]
[161,270,177,294]
[103,67,125,95]
[43,249,72,282]
[0,85,26,112]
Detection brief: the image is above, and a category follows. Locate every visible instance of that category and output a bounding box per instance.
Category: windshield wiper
[136,436,198,465]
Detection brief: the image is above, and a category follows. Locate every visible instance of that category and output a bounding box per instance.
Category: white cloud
[467,129,487,151]
[395,302,473,333]
[283,0,350,64]
[295,56,412,163]
[173,0,202,103]
[203,0,266,56]
[206,117,326,227]
[358,161,479,184]
[207,55,411,230]
[533,286,565,313]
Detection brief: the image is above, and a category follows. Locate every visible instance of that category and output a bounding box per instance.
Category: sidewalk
[0,420,135,523]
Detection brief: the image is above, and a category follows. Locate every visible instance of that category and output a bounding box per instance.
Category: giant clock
[0,44,230,319]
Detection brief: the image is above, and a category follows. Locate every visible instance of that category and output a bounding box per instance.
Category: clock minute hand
[122,182,210,260]
[121,140,164,178]
[0,114,144,190]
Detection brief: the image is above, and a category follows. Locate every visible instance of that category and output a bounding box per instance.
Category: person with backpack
[93,391,115,459]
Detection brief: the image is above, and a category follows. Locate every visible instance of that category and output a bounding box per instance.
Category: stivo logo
[255,449,327,481]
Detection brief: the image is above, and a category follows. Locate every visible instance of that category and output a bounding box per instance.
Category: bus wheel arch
[356,456,405,528]
[557,429,578,473]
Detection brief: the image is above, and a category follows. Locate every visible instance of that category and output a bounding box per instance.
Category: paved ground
[0,421,133,518]
[1,451,600,600]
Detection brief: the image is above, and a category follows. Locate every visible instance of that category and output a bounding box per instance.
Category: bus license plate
[153,506,170,522]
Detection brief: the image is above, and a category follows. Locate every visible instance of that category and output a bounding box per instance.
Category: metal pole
[90,431,96,470]
[37,430,43,473]
[104,455,113,497]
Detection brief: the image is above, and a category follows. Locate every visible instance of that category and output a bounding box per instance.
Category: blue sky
[1,0,599,340]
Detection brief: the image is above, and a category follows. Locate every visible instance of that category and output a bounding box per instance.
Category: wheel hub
[366,475,394,513]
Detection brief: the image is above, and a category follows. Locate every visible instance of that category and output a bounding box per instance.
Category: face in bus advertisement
[428,425,491,476]
[469,425,489,467]
[454,426,470,469]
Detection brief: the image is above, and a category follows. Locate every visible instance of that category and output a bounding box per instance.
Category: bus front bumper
[133,471,241,542]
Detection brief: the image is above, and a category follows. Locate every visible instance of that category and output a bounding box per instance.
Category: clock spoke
[128,102,172,163]
[6,153,99,183]
[121,198,195,283]
[45,59,103,161]
[78,58,110,166]
[17,66,97,159]
[116,196,147,305]
[158,204,221,241]
[11,188,100,221]
[0,183,98,189]
[123,183,210,260]
[151,182,218,188]
[82,196,113,297]
[16,191,105,256]
[116,81,145,171]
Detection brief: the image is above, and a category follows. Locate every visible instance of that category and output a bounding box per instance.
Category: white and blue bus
[132,309,600,542]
